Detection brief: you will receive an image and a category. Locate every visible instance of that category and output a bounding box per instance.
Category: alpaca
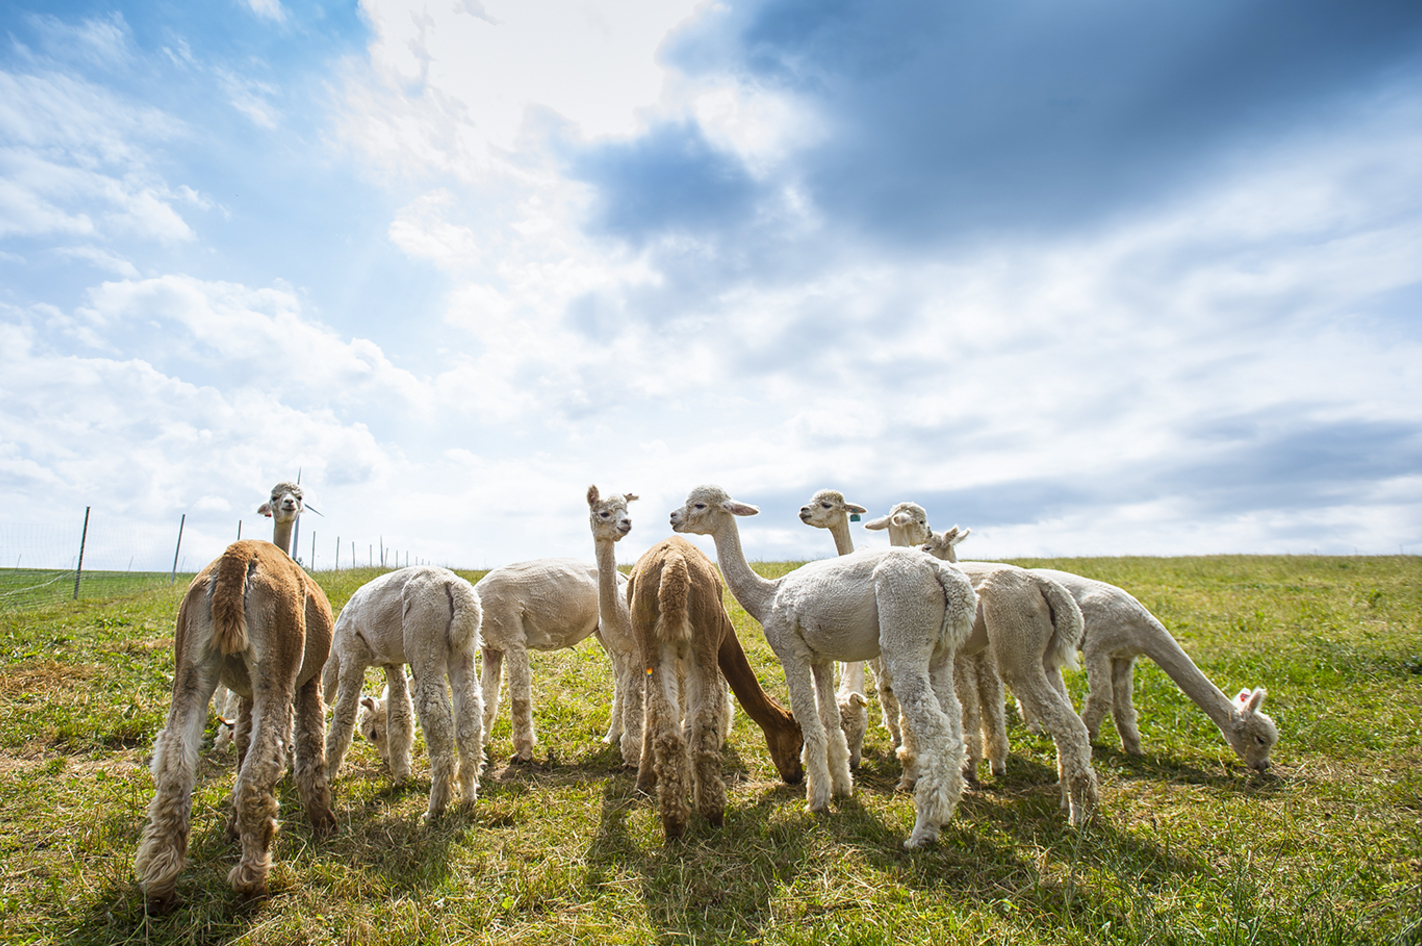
[627,534,804,839]
[587,486,648,766]
[322,565,484,820]
[1029,568,1278,771]
[135,482,335,910]
[920,530,1099,823]
[475,555,636,764]
[671,485,976,849]
[212,683,238,752]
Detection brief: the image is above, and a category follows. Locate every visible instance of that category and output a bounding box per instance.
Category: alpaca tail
[1033,574,1085,672]
[655,550,693,642]
[445,576,483,653]
[929,559,977,653]
[211,544,257,655]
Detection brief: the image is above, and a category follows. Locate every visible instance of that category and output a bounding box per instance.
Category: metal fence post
[73,506,90,600]
[171,514,186,585]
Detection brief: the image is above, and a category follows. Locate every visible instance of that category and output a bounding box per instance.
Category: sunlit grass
[0,556,1418,945]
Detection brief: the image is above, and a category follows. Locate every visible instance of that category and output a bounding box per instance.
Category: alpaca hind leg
[890,657,964,849]
[384,664,415,780]
[291,677,336,836]
[1079,648,1115,745]
[325,655,369,779]
[869,657,903,748]
[135,667,215,912]
[447,647,484,804]
[503,644,537,763]
[618,654,646,767]
[686,661,727,828]
[955,653,983,782]
[226,695,255,841]
[977,652,1009,777]
[411,665,458,820]
[478,647,504,760]
[227,695,292,899]
[1110,658,1143,755]
[813,660,852,798]
[1007,667,1098,825]
[648,650,689,839]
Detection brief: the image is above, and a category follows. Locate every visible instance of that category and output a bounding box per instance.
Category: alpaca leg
[888,656,964,849]
[977,652,1009,777]
[135,666,216,913]
[869,657,903,748]
[635,668,658,793]
[227,693,292,899]
[1005,664,1098,826]
[686,659,727,828]
[955,653,984,783]
[812,660,853,798]
[647,646,690,839]
[226,695,255,841]
[479,646,504,759]
[447,646,484,803]
[716,669,735,745]
[291,677,336,836]
[1079,648,1114,744]
[411,663,457,820]
[504,644,537,763]
[778,652,832,813]
[596,630,625,749]
[618,656,645,767]
[1110,657,1143,755]
[384,664,415,780]
[325,655,369,779]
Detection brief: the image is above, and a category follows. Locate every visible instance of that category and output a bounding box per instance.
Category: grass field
[1,555,1418,945]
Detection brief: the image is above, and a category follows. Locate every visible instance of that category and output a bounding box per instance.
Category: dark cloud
[579,0,1422,253]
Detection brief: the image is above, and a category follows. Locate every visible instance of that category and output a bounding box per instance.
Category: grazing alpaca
[475,553,635,765]
[627,535,803,839]
[135,482,335,910]
[322,565,484,820]
[672,485,976,849]
[211,684,238,752]
[1030,568,1278,771]
[587,486,647,766]
[920,531,1099,823]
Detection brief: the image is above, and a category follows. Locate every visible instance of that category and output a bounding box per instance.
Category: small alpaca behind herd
[136,479,1281,908]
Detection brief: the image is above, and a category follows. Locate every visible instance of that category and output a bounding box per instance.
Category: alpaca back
[402,566,482,657]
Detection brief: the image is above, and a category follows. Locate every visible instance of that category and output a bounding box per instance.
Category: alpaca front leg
[595,631,625,749]
[384,664,415,780]
[134,683,210,913]
[977,653,1009,777]
[1079,649,1115,745]
[325,658,368,780]
[292,677,336,837]
[869,657,903,748]
[781,659,832,813]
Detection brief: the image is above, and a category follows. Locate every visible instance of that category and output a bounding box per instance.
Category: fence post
[73,506,90,600]
[335,536,340,570]
[171,514,186,585]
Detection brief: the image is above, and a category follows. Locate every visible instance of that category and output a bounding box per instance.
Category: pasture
[0,555,1418,945]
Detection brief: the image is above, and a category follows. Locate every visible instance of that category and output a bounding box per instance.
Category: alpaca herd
[135,480,1280,910]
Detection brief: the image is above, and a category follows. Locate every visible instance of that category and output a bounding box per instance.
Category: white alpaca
[1030,568,1278,771]
[135,482,335,910]
[475,553,637,765]
[211,683,239,752]
[322,565,484,820]
[587,486,647,766]
[671,485,976,849]
[920,530,1099,822]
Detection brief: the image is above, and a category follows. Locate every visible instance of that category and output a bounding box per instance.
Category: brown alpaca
[134,482,336,911]
[627,536,802,839]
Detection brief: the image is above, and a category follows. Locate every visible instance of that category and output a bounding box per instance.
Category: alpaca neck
[593,537,628,633]
[1142,617,1236,732]
[717,620,796,733]
[271,519,296,557]
[827,519,855,556]
[706,519,778,622]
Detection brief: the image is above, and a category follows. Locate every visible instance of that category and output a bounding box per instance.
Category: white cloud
[243,0,288,24]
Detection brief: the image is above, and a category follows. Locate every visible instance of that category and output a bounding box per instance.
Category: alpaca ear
[1242,687,1266,714]
[846,503,868,515]
[361,696,377,712]
[724,500,759,517]
[587,485,600,506]
[257,502,273,518]
[952,526,972,545]
[864,516,890,531]
[848,692,866,707]
[624,493,639,503]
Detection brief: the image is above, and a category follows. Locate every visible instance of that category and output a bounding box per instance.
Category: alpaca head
[865,502,932,547]
[669,484,758,535]
[587,485,638,542]
[1227,687,1278,772]
[919,525,972,563]
[357,693,391,765]
[798,489,868,531]
[837,690,868,768]
[257,481,304,525]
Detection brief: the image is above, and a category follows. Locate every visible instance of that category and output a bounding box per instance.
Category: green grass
[1,556,1418,945]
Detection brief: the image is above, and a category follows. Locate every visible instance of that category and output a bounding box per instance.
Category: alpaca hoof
[310,809,337,838]
[991,764,1007,778]
[507,753,533,766]
[143,889,178,916]
[904,827,939,850]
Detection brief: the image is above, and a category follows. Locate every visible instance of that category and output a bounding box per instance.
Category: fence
[0,508,430,612]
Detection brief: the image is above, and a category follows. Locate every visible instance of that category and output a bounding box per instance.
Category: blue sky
[3,0,1421,571]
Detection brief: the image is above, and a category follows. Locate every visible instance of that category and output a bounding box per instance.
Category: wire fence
[0,509,431,612]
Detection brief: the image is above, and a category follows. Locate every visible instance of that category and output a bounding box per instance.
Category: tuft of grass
[0,556,1418,945]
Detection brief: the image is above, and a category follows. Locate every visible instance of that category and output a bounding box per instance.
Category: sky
[2,0,1421,573]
